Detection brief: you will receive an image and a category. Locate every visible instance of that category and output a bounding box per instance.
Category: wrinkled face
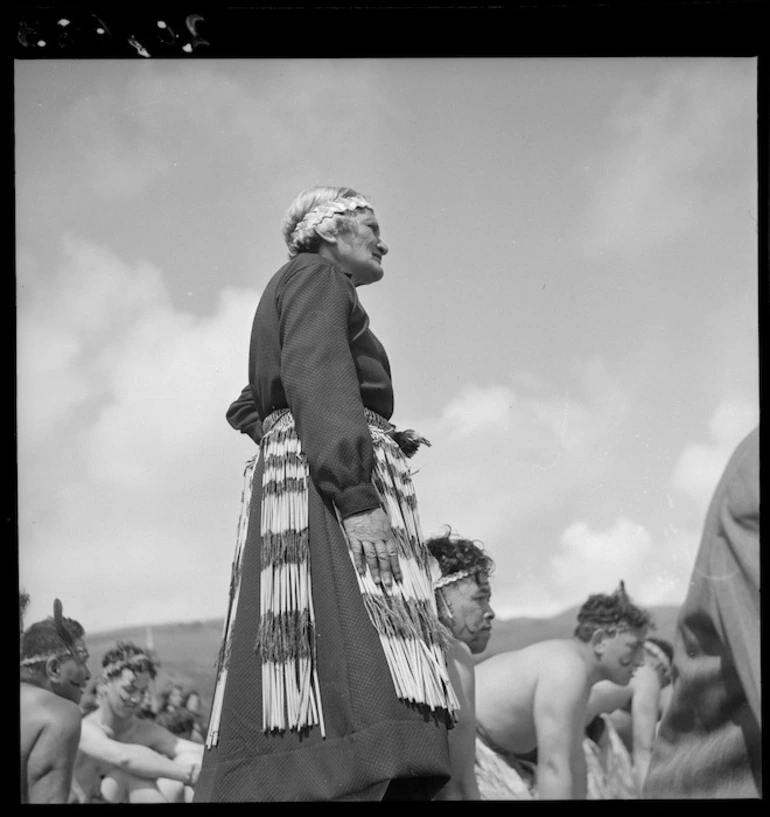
[332,209,388,287]
[440,574,495,654]
[49,639,91,704]
[104,668,152,717]
[595,627,647,685]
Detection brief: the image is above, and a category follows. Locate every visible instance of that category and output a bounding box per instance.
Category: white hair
[281,185,373,258]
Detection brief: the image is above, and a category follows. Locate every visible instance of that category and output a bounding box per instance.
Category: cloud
[491,517,700,621]
[16,235,168,450]
[412,359,635,606]
[412,349,757,621]
[17,237,261,631]
[551,518,653,594]
[43,62,403,202]
[580,60,756,254]
[440,384,516,440]
[670,395,759,517]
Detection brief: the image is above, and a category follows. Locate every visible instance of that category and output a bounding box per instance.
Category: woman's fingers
[342,510,402,589]
[361,539,382,586]
[384,537,402,584]
[351,539,367,577]
[369,537,402,589]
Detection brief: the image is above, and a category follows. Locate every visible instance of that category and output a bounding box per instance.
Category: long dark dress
[194,254,451,801]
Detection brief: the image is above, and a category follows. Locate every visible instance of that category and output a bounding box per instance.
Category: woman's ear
[314,223,337,244]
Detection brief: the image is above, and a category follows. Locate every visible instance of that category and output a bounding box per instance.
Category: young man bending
[474,582,651,800]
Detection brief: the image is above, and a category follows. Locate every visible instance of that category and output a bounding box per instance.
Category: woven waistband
[262,407,393,435]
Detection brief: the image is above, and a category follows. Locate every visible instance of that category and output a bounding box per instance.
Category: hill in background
[83,605,680,717]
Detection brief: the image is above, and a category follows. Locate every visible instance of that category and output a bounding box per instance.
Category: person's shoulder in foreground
[643,426,760,800]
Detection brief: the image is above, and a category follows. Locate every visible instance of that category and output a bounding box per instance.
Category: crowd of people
[19,186,760,802]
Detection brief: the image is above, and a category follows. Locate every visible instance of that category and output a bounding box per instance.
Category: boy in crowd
[70,641,204,803]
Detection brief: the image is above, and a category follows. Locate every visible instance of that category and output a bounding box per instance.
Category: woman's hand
[342,507,402,589]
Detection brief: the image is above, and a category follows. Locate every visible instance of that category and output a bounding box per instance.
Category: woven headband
[290,195,373,248]
[102,653,151,679]
[20,649,72,667]
[433,569,474,590]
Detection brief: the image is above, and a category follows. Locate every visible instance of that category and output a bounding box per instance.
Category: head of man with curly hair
[427,529,496,655]
[574,581,653,686]
[98,641,159,720]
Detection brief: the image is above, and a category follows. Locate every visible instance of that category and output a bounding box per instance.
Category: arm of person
[278,263,399,586]
[572,728,589,801]
[26,703,82,804]
[278,263,380,518]
[584,680,630,724]
[226,385,263,444]
[142,721,205,765]
[434,642,480,800]
[630,666,663,789]
[533,655,588,800]
[77,720,196,785]
[658,681,673,717]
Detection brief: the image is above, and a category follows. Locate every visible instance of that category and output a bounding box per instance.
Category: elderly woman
[194,187,456,802]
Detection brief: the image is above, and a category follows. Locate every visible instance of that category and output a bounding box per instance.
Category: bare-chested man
[474,582,651,800]
[70,641,204,803]
[20,599,91,803]
[427,531,496,800]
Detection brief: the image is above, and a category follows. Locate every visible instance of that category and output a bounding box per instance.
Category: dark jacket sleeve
[277,262,381,518]
[226,385,263,444]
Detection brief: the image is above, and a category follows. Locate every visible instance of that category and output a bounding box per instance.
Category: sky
[15,57,759,634]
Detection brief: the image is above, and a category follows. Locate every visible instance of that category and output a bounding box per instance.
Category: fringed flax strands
[341,417,459,719]
[256,411,324,735]
[206,453,259,749]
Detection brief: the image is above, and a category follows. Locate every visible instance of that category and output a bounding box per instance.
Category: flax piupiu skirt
[194,429,452,801]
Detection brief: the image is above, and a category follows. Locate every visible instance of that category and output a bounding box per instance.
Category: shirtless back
[21,683,83,803]
[476,639,594,757]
